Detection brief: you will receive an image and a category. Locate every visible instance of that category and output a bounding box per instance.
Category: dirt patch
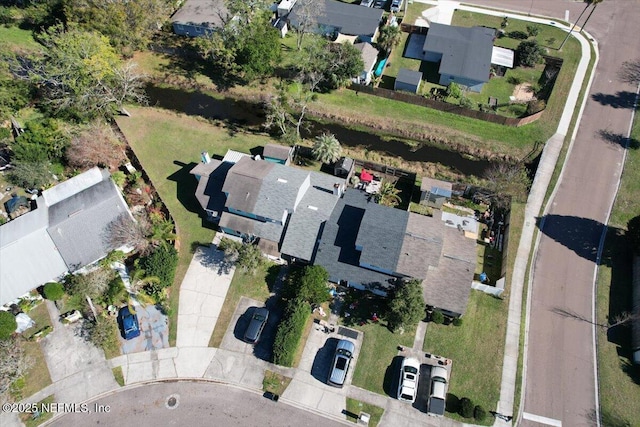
[512,83,536,103]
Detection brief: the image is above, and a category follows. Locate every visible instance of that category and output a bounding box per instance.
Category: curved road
[48,381,348,427]
[467,1,639,426]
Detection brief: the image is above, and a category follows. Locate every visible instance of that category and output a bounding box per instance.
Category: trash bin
[263,392,279,402]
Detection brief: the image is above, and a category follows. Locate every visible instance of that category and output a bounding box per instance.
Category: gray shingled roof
[263,144,291,161]
[280,173,345,262]
[423,23,494,83]
[396,68,423,86]
[356,202,408,273]
[396,213,444,278]
[289,0,383,37]
[423,227,476,316]
[219,212,254,235]
[192,161,232,217]
[314,191,397,292]
[354,42,379,72]
[253,165,309,220]
[171,0,229,29]
[420,177,453,193]
[222,157,273,213]
[48,178,130,270]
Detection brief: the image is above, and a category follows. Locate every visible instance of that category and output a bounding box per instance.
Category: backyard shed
[334,157,354,178]
[394,69,423,94]
[420,177,453,209]
[263,143,293,165]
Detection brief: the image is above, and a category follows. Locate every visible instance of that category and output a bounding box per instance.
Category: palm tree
[559,0,603,50]
[377,25,402,55]
[128,266,160,294]
[312,132,342,164]
[374,179,402,207]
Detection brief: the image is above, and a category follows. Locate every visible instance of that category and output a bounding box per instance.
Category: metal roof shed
[394,69,423,93]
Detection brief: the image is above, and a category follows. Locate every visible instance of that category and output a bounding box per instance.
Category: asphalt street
[49,381,348,427]
[468,1,640,426]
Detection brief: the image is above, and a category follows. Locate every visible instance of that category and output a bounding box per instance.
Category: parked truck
[427,366,448,416]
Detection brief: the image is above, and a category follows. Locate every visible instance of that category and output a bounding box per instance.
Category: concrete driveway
[177,245,235,348]
[119,303,169,354]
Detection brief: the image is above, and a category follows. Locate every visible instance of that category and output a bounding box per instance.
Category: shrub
[526,99,546,115]
[388,280,424,332]
[140,245,178,292]
[101,276,127,306]
[283,265,330,305]
[272,298,310,367]
[526,24,540,37]
[446,82,462,99]
[508,30,529,40]
[460,397,475,418]
[459,96,474,109]
[431,310,445,324]
[452,317,463,327]
[0,311,17,340]
[43,282,65,301]
[445,393,460,413]
[86,315,119,350]
[517,39,543,67]
[474,405,487,422]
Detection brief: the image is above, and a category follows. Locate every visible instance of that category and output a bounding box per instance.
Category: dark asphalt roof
[397,213,444,278]
[171,0,229,29]
[263,144,291,161]
[192,160,232,217]
[289,0,383,37]
[423,23,494,83]
[222,157,273,213]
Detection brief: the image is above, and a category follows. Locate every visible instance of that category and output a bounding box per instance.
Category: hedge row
[272,298,310,367]
[140,245,178,295]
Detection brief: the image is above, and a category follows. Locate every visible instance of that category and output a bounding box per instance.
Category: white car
[397,357,420,403]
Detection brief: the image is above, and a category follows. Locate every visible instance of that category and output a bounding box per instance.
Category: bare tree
[552,307,640,330]
[0,337,33,396]
[293,0,325,50]
[66,121,128,170]
[484,163,531,208]
[104,212,150,255]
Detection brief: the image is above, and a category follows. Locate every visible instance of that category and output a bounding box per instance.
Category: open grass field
[116,107,275,345]
[595,103,640,427]
[0,25,41,52]
[423,290,508,424]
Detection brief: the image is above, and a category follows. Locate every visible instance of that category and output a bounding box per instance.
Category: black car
[244,307,269,343]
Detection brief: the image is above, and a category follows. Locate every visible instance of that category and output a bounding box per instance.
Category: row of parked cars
[397,357,448,416]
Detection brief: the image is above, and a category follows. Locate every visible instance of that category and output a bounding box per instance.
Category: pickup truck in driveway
[427,366,448,416]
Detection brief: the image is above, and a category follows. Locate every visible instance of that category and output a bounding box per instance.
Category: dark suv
[244,307,269,343]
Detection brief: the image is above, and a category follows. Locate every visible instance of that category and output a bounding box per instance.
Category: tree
[293,0,325,50]
[284,265,330,305]
[65,267,115,299]
[264,78,319,143]
[65,121,127,170]
[234,16,282,80]
[218,238,264,275]
[526,24,540,37]
[387,280,424,332]
[20,25,146,119]
[43,282,65,300]
[516,39,543,67]
[12,118,69,162]
[0,337,33,395]
[105,212,151,255]
[377,25,402,55]
[484,163,531,208]
[559,0,603,50]
[128,266,160,294]
[618,58,640,85]
[374,179,402,207]
[0,311,17,341]
[312,132,342,164]
[315,42,364,91]
[446,82,462,99]
[227,0,272,25]
[8,160,52,189]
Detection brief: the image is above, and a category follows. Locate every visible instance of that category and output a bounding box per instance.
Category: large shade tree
[312,132,342,164]
[18,25,146,119]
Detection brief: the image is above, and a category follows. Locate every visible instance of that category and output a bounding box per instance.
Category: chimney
[201,151,211,164]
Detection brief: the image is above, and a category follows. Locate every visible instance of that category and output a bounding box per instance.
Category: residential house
[288,0,383,43]
[420,177,453,209]
[422,23,495,92]
[395,68,423,93]
[171,0,229,37]
[0,168,133,306]
[263,144,294,165]
[192,150,478,316]
[353,42,379,85]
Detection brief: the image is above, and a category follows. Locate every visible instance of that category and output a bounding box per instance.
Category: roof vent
[277,178,288,183]
[308,205,318,210]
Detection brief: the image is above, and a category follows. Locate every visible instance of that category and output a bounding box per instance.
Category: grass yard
[401,3,434,25]
[595,103,640,427]
[19,395,54,427]
[423,290,507,424]
[262,370,292,396]
[0,25,41,52]
[346,398,384,427]
[351,321,414,395]
[208,262,277,347]
[112,367,125,387]
[116,106,276,345]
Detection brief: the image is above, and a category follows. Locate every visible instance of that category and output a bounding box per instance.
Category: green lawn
[595,103,640,426]
[209,262,277,347]
[0,25,41,52]
[423,290,507,424]
[346,398,384,427]
[262,370,292,396]
[116,106,276,345]
[351,321,414,395]
[402,3,434,25]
